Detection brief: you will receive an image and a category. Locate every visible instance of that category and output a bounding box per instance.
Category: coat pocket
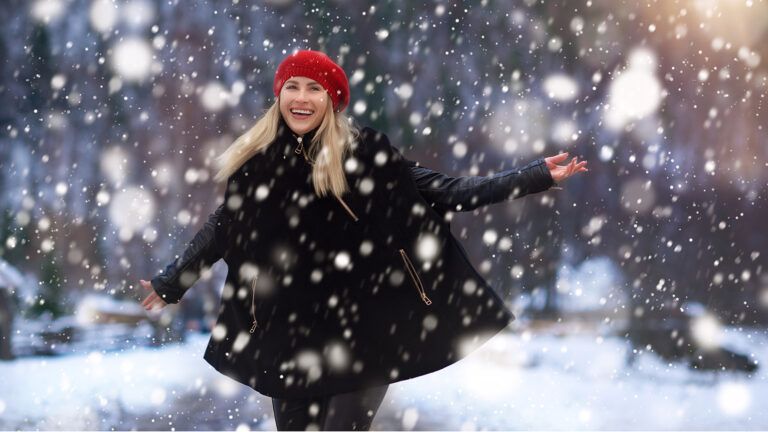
[398,249,432,305]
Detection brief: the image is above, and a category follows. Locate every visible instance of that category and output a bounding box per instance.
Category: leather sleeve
[405,157,555,213]
[150,203,227,304]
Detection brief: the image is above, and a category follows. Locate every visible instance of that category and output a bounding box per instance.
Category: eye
[311,86,322,92]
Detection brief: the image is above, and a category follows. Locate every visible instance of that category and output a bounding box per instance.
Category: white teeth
[291,109,313,115]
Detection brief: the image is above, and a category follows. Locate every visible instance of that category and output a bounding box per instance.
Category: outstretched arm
[142,203,227,308]
[406,158,555,213]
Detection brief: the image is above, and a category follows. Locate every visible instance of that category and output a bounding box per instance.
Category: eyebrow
[285,79,322,86]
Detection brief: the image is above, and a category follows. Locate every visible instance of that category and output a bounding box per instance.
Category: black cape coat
[152,119,554,398]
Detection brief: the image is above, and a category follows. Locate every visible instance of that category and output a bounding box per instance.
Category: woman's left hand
[544,152,589,184]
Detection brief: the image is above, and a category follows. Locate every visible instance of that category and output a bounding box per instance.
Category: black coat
[152,120,554,398]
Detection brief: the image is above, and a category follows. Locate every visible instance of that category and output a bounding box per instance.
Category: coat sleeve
[150,203,227,304]
[403,156,555,213]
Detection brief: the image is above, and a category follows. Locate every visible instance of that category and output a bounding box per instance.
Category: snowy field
[1,327,766,431]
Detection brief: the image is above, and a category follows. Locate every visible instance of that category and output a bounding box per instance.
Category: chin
[288,125,309,135]
[287,121,318,136]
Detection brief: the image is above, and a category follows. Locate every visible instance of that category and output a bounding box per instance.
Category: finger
[142,293,156,308]
[548,152,569,163]
[150,296,165,310]
[147,298,162,311]
[149,298,167,311]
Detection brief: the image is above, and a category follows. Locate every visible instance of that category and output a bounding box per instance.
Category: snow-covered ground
[1,327,766,430]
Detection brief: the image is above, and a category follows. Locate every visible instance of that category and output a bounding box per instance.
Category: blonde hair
[213,97,359,198]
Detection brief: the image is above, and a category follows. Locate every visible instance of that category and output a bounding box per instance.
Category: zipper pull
[249,320,258,333]
[421,293,432,305]
[399,248,433,306]
[294,136,314,165]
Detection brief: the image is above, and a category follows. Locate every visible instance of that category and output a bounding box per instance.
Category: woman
[140,50,587,430]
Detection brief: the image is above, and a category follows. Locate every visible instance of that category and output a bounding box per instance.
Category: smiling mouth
[290,108,314,119]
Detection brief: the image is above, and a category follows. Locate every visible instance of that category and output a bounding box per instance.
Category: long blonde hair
[213,97,359,198]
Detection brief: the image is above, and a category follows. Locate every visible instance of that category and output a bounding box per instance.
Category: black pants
[271,384,389,431]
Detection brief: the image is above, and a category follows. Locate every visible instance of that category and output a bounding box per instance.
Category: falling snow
[1,0,767,429]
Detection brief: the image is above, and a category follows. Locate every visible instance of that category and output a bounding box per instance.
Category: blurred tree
[29,251,65,318]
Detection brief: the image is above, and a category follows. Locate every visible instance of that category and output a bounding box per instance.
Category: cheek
[316,98,328,115]
[279,97,292,115]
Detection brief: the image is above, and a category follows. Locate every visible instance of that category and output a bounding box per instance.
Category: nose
[294,88,309,101]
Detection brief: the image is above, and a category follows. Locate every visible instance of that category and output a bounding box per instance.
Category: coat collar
[277,116,320,144]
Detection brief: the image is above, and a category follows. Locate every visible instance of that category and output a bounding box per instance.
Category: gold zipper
[336,196,359,221]
[294,136,315,165]
[398,249,432,305]
[249,277,258,333]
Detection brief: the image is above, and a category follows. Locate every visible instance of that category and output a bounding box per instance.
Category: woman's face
[279,76,329,136]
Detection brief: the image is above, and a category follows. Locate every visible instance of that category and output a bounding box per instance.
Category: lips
[290,108,314,119]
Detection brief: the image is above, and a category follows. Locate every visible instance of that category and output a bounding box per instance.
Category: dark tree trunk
[0,289,14,360]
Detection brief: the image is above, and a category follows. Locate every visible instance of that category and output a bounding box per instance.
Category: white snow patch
[604,48,663,130]
[30,0,65,24]
[89,0,117,34]
[1,330,766,430]
[543,74,579,101]
[110,38,154,83]
[108,187,155,240]
[122,0,155,29]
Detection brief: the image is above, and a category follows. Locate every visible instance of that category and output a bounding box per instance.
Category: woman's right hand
[140,279,168,311]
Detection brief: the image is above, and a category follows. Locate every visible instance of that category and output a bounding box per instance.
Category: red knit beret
[273,50,350,113]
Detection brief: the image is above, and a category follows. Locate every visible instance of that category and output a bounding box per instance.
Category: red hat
[273,50,350,113]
